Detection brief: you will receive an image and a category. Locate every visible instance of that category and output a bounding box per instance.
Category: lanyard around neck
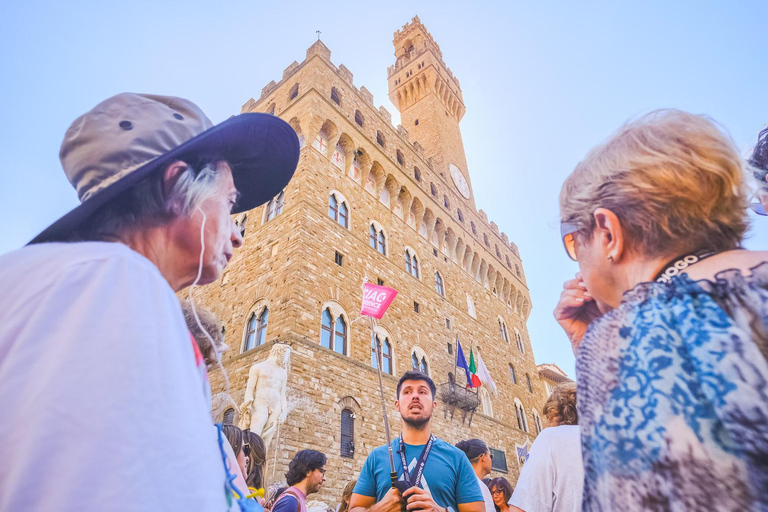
[398,434,435,488]
[653,249,718,284]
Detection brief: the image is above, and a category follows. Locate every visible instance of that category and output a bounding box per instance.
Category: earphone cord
[188,206,231,396]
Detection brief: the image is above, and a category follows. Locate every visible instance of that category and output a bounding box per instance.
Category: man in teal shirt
[350,371,484,512]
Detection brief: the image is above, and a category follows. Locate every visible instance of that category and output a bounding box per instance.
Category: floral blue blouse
[577,265,768,511]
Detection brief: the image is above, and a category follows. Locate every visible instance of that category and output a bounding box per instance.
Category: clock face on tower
[449,163,471,199]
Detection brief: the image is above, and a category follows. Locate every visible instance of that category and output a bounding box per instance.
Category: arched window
[405,249,419,278]
[370,224,386,255]
[289,83,299,100]
[328,193,349,228]
[515,399,529,432]
[479,387,493,418]
[371,334,392,374]
[466,294,476,319]
[223,408,235,425]
[376,131,385,147]
[435,271,444,296]
[495,245,501,258]
[320,308,347,355]
[506,255,512,268]
[355,110,364,127]
[410,346,429,375]
[396,150,404,166]
[411,352,419,370]
[331,87,341,106]
[509,364,517,384]
[515,328,525,353]
[457,209,463,222]
[265,191,284,222]
[340,409,355,457]
[244,306,269,352]
[532,410,543,435]
[526,373,533,393]
[443,196,449,209]
[499,318,510,343]
[484,234,490,247]
[471,221,477,235]
[267,103,275,115]
[515,264,521,277]
[430,183,437,196]
[414,167,421,182]
[236,213,247,237]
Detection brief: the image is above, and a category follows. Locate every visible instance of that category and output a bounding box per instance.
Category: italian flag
[468,349,482,388]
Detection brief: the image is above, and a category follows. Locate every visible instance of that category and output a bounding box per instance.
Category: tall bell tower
[388,16,474,208]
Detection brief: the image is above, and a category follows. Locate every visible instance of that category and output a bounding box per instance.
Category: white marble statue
[239,343,290,448]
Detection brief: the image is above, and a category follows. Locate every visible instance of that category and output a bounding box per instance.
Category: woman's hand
[554,273,604,354]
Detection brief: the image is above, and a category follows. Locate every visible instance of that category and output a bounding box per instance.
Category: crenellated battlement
[244,31,525,279]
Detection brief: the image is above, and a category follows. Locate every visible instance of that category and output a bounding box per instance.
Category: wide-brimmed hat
[29,93,299,244]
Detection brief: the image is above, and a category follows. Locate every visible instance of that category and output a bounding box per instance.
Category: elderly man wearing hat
[0,94,299,511]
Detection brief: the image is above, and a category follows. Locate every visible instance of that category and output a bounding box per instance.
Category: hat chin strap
[187,206,231,395]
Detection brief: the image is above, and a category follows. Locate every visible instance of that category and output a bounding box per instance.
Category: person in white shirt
[456,439,496,512]
[0,93,299,512]
[508,382,582,512]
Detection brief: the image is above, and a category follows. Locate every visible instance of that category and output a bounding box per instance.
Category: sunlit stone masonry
[191,16,548,504]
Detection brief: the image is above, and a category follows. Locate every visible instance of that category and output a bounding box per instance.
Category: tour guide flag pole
[360,282,407,493]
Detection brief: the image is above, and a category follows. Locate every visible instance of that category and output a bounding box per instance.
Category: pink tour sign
[360,283,398,319]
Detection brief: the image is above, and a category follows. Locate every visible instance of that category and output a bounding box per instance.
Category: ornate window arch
[338,396,361,458]
[404,246,420,279]
[466,294,476,319]
[479,387,493,418]
[369,221,387,256]
[320,301,349,356]
[514,328,525,354]
[508,363,517,384]
[532,409,543,435]
[328,191,350,228]
[264,190,285,223]
[434,271,444,296]
[514,397,529,433]
[409,345,430,376]
[370,325,394,375]
[498,317,510,343]
[242,298,269,352]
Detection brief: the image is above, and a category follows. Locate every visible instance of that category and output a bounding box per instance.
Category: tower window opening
[376,131,385,147]
[430,183,437,197]
[355,110,364,127]
[414,119,419,126]
[331,87,341,106]
[396,150,404,166]
[289,83,299,100]
[414,167,421,182]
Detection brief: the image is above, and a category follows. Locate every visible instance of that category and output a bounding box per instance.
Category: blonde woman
[509,382,582,512]
[554,109,768,510]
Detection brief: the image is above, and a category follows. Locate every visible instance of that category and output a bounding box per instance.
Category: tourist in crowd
[246,431,268,494]
[748,126,768,215]
[350,371,484,512]
[266,485,289,511]
[337,480,357,512]
[0,93,299,510]
[509,382,582,512]
[555,109,768,510]
[488,478,513,512]
[222,425,251,482]
[271,450,327,512]
[456,439,496,512]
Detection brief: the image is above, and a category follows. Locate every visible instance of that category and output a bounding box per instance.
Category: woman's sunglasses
[560,222,578,261]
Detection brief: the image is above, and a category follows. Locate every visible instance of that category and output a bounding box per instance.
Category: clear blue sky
[1,1,766,377]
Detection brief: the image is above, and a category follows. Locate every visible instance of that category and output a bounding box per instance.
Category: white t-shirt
[508,425,583,512]
[477,475,496,512]
[0,242,230,511]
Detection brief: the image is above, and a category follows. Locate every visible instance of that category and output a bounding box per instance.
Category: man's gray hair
[70,160,229,241]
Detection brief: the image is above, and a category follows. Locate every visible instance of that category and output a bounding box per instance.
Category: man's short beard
[403,414,431,430]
